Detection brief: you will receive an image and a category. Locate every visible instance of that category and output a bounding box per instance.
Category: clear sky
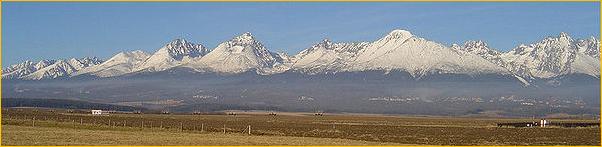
[3,2,600,66]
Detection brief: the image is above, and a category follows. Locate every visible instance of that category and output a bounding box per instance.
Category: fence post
[32,117,35,127]
[223,124,226,134]
[80,118,83,125]
[248,125,251,135]
[201,123,204,132]
[160,121,163,129]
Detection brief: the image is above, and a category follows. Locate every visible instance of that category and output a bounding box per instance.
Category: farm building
[91,110,103,115]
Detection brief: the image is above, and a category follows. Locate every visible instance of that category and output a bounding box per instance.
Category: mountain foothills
[2,29,600,116]
[4,29,599,82]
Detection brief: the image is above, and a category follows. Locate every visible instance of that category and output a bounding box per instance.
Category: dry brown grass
[2,125,402,146]
[2,108,600,145]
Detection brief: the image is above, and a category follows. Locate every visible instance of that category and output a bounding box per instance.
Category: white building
[91,110,103,115]
[540,119,549,127]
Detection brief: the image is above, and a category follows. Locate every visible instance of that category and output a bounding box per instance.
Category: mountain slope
[74,50,151,77]
[451,40,506,67]
[184,32,283,74]
[21,57,102,80]
[576,36,600,59]
[134,39,209,72]
[291,39,369,74]
[346,30,511,77]
[501,32,600,79]
[2,60,53,79]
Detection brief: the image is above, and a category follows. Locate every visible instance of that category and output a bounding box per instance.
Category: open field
[2,125,401,145]
[2,108,600,145]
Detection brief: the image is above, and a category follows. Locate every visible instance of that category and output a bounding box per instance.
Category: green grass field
[2,108,600,145]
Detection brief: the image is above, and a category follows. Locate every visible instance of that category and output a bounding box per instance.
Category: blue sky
[3,2,600,66]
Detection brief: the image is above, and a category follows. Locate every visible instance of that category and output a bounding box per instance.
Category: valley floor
[1,125,400,145]
[1,108,600,145]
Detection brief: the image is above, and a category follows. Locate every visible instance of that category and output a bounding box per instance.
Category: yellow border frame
[0,1,599,147]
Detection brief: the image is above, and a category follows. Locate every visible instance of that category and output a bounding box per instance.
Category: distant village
[366,95,589,108]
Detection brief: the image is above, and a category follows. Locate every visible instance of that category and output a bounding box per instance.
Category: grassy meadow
[1,108,599,145]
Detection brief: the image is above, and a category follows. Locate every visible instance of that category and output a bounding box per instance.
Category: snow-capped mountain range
[3,57,103,80]
[183,32,287,74]
[3,29,600,85]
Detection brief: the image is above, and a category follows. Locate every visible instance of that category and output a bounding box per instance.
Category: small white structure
[540,119,549,127]
[91,110,103,115]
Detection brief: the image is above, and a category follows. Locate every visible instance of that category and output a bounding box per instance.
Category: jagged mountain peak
[13,57,103,80]
[4,60,34,71]
[541,32,574,46]
[350,30,510,77]
[449,40,508,74]
[317,38,333,46]
[388,29,413,37]
[34,60,56,70]
[120,50,148,56]
[382,29,414,41]
[558,32,570,38]
[164,38,201,50]
[453,40,501,56]
[161,38,207,59]
[76,57,102,65]
[66,57,103,70]
[74,50,151,77]
[5,29,599,84]
[464,40,488,48]
[240,32,253,36]
[501,32,599,79]
[305,38,334,51]
[166,38,189,44]
[221,32,269,53]
[134,38,208,72]
[230,32,259,45]
[576,36,600,59]
[299,39,369,57]
[185,32,280,74]
[111,50,151,61]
